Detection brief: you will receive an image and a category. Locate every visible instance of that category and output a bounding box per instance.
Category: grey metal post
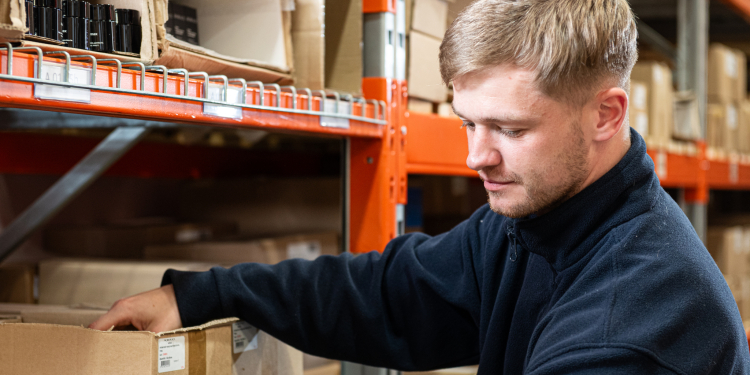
[0,127,149,262]
[678,0,708,242]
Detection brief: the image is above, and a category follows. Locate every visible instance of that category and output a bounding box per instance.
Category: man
[91,0,750,373]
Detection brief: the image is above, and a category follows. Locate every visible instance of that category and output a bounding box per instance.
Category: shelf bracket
[0,126,150,263]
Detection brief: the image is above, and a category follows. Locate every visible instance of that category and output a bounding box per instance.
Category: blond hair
[440,0,638,106]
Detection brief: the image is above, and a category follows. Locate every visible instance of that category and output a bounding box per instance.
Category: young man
[91,0,750,373]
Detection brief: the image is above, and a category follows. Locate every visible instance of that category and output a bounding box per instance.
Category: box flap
[157,317,239,337]
[155,43,293,84]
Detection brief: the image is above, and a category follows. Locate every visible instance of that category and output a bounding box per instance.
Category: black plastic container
[115,8,140,53]
[25,1,35,35]
[90,4,117,52]
[34,0,63,41]
[62,0,90,49]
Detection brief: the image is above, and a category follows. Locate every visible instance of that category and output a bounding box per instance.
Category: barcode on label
[161,360,170,367]
[235,341,244,348]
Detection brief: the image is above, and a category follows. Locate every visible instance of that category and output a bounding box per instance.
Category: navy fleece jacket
[163,129,750,374]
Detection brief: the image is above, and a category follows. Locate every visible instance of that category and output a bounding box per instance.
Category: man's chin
[487,197,534,219]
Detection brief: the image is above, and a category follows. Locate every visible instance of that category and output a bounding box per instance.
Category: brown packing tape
[189,330,207,375]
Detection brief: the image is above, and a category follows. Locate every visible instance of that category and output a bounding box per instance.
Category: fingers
[87,285,183,333]
[88,299,137,331]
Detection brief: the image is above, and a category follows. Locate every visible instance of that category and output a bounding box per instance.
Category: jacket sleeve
[525,346,679,375]
[162,210,486,371]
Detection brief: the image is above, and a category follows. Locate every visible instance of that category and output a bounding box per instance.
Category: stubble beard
[487,122,589,219]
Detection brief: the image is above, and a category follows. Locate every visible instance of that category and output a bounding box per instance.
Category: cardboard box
[0,316,303,375]
[707,104,726,150]
[0,264,35,303]
[673,91,702,141]
[44,222,238,259]
[2,0,159,61]
[725,102,741,152]
[179,177,342,239]
[152,0,293,84]
[707,226,749,277]
[630,61,674,144]
[291,0,362,93]
[629,81,649,138]
[0,315,22,323]
[709,44,744,103]
[38,259,218,306]
[305,363,341,375]
[145,232,340,264]
[736,49,748,102]
[411,0,448,39]
[408,30,448,103]
[437,102,458,118]
[0,303,107,327]
[408,98,435,114]
[740,101,750,153]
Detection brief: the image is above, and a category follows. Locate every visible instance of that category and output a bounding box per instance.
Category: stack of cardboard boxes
[406,0,456,118]
[708,225,750,320]
[707,43,750,159]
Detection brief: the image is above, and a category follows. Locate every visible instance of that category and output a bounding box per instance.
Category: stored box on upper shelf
[153,0,294,84]
[292,0,362,94]
[1,0,159,62]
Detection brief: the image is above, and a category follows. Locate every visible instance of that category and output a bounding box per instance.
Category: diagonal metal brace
[0,126,150,263]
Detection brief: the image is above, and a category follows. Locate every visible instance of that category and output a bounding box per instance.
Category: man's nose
[466,126,501,171]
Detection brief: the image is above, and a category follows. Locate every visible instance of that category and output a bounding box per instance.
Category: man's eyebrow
[451,104,537,124]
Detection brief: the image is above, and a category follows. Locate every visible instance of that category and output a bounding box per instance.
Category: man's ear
[593,87,628,142]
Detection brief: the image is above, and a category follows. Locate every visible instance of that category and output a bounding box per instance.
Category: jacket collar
[507,128,661,272]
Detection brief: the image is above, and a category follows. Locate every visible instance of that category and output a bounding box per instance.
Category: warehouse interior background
[1,0,750,374]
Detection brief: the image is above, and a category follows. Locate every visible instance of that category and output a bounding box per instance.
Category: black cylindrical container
[115,8,140,53]
[34,0,63,41]
[62,0,90,49]
[90,4,117,52]
[25,1,35,35]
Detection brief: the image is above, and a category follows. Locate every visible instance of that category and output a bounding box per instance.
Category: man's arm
[91,209,488,371]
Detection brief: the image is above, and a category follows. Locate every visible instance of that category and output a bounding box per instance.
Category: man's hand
[88,284,182,333]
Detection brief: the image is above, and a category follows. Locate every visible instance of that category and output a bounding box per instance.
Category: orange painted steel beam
[646,149,701,189]
[0,51,383,139]
[350,78,399,254]
[363,0,395,14]
[405,112,475,177]
[396,80,408,204]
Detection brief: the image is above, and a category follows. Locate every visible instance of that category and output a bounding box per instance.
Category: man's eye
[500,129,521,138]
[461,121,475,129]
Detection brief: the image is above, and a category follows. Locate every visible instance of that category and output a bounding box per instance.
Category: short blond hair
[440,0,638,106]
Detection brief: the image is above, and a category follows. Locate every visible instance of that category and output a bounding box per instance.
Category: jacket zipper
[508,231,518,262]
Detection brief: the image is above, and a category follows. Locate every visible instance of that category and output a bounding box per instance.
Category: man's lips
[480,175,515,190]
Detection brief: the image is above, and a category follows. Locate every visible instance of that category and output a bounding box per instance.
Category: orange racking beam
[0,51,383,139]
[405,112,476,177]
[349,78,400,254]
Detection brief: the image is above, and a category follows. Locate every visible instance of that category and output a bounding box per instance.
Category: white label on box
[656,151,668,179]
[232,321,259,354]
[287,241,323,261]
[158,336,186,373]
[653,66,663,83]
[728,104,738,130]
[34,61,91,103]
[727,52,738,78]
[730,162,739,184]
[633,85,647,111]
[321,99,351,128]
[636,112,649,136]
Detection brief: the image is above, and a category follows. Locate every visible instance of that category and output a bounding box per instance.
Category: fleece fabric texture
[164,129,750,374]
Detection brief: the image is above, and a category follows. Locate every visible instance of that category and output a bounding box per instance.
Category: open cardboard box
[1,0,158,62]
[0,304,303,375]
[2,0,294,83]
[153,0,293,84]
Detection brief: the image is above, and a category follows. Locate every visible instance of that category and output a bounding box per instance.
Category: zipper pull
[509,233,518,262]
